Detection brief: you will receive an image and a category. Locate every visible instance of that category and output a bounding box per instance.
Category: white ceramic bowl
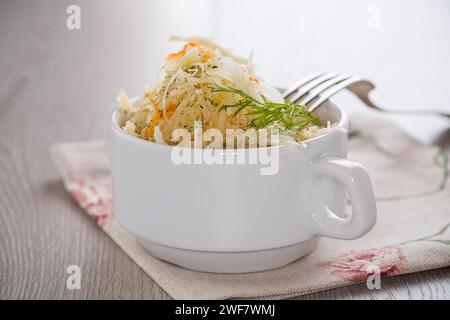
[110,100,377,273]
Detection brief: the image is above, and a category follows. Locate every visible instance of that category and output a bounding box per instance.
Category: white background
[1,0,449,144]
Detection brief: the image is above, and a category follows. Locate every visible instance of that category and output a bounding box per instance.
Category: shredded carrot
[166,103,177,112]
[159,103,177,120]
[146,95,161,139]
[201,50,214,61]
[147,119,158,139]
[167,41,201,61]
[167,51,185,61]
[249,76,259,84]
[149,96,159,114]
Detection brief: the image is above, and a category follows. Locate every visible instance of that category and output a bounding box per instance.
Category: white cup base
[138,237,319,273]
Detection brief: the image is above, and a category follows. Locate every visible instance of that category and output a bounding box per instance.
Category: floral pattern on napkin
[67,177,112,226]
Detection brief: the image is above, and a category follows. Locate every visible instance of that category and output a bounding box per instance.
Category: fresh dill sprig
[210,84,321,129]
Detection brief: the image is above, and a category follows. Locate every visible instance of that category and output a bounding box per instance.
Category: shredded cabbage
[117,36,330,147]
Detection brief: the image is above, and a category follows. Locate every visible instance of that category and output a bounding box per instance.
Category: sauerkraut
[117,36,331,148]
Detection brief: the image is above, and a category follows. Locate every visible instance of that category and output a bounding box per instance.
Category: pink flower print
[68,177,112,226]
[317,245,406,282]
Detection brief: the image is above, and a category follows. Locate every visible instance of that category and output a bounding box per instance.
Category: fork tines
[283,73,362,112]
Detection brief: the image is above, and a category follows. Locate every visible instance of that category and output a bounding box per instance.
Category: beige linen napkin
[51,113,450,299]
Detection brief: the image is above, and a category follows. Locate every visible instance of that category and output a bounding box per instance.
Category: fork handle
[312,79,450,118]
[307,77,375,112]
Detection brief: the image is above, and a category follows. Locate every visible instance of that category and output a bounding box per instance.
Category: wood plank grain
[0,0,448,300]
[0,0,169,300]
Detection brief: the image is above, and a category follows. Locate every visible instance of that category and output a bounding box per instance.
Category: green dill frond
[210,84,321,129]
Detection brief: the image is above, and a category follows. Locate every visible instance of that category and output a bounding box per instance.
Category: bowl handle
[310,154,377,239]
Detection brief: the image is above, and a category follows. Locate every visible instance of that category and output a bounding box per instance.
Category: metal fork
[283,73,450,117]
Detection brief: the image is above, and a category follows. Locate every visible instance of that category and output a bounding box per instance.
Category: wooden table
[1,0,449,299]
